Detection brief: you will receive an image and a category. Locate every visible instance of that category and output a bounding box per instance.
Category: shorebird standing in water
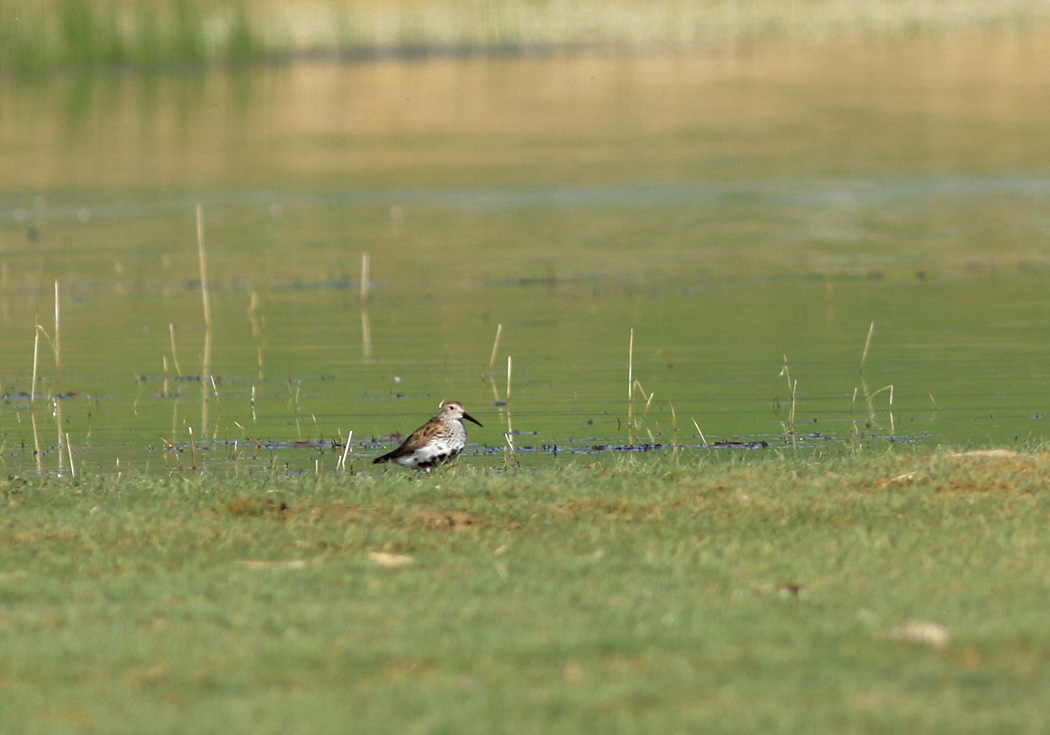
[373,400,482,469]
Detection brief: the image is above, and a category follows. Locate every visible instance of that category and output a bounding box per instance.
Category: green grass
[3,449,1050,733]
[3,0,1050,74]
[0,0,259,73]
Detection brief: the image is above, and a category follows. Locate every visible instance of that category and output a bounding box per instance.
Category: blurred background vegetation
[3,0,1050,74]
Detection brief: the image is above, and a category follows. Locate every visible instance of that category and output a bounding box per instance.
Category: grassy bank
[3,0,1050,73]
[3,449,1050,732]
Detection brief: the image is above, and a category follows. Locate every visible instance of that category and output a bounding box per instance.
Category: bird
[373,400,482,469]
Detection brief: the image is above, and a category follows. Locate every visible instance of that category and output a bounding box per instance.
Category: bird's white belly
[396,437,463,468]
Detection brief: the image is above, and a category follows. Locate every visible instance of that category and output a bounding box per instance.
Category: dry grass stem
[53,279,63,470]
[634,381,654,416]
[860,320,874,373]
[670,401,678,446]
[65,432,75,478]
[169,323,182,378]
[338,430,353,470]
[691,418,709,448]
[867,384,894,405]
[779,355,796,437]
[196,203,212,437]
[196,203,211,330]
[30,315,40,408]
[29,411,41,474]
[504,355,516,466]
[361,309,372,359]
[627,328,634,445]
[360,252,370,303]
[170,392,179,442]
[489,323,502,369]
[28,316,46,469]
[248,292,260,336]
[861,380,896,435]
[628,328,634,400]
[503,412,517,469]
[234,421,264,452]
[53,281,60,388]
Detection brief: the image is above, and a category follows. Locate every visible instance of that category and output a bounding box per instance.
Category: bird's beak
[463,412,483,427]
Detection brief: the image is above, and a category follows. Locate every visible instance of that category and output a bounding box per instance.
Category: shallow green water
[1,33,1049,475]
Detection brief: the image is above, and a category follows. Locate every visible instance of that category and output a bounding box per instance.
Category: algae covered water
[1,33,1049,475]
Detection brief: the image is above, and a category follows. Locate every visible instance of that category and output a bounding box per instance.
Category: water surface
[1,32,1049,475]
